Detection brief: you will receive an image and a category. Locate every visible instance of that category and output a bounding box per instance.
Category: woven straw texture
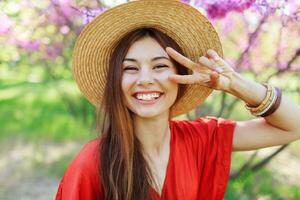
[72,0,223,117]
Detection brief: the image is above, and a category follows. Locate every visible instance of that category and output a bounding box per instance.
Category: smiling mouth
[132,92,164,102]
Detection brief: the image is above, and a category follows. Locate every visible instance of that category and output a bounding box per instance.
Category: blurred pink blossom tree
[1,0,298,72]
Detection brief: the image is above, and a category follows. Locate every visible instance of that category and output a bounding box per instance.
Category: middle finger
[198,56,222,73]
[166,47,198,71]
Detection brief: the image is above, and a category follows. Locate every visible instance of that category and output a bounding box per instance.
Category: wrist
[226,72,244,96]
[227,72,266,106]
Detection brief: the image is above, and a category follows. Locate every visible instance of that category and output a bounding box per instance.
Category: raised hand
[166,47,236,92]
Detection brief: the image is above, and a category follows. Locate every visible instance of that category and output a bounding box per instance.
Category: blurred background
[0,0,299,199]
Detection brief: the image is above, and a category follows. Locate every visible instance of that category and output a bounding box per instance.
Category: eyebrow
[123,56,170,62]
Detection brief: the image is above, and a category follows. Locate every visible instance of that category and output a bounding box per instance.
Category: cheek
[170,83,179,98]
[167,74,179,100]
[159,71,178,88]
[121,75,134,94]
[157,69,175,81]
[157,72,179,100]
[121,76,133,109]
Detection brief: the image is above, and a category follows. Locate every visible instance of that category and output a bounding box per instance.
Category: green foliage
[0,71,96,142]
[225,152,300,200]
[225,168,300,200]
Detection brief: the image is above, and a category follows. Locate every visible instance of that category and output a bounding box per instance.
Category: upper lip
[132,91,164,96]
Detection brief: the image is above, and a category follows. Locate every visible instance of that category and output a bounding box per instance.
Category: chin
[132,108,169,119]
[135,112,162,119]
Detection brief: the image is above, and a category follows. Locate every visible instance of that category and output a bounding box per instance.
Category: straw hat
[72,0,223,117]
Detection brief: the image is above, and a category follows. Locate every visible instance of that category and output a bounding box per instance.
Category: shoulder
[67,139,100,173]
[60,139,101,181]
[170,116,236,150]
[55,139,103,200]
[171,116,236,135]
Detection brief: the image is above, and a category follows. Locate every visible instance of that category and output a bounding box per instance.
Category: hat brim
[72,0,223,117]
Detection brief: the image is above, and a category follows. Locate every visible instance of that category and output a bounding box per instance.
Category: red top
[55,116,236,200]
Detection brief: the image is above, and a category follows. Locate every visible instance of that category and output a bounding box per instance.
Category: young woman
[55,1,300,200]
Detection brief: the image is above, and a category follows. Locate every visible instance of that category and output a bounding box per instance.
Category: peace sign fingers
[166,47,218,73]
[166,47,237,92]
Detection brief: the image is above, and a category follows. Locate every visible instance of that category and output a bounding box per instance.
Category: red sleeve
[194,116,236,199]
[55,140,104,200]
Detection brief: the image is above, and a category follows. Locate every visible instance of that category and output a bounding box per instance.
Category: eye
[124,66,138,71]
[154,65,168,69]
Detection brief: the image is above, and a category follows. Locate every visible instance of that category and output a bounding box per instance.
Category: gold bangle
[261,87,282,117]
[253,86,277,116]
[245,83,273,113]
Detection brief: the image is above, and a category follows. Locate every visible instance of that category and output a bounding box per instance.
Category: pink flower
[79,7,107,25]
[205,0,256,19]
[0,14,13,34]
[45,43,63,58]
[60,25,70,34]
[17,40,41,51]
[181,0,192,4]
[47,0,80,25]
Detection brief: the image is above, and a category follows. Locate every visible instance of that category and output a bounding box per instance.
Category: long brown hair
[97,28,188,200]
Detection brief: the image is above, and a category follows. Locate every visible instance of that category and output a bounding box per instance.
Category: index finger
[166,47,197,71]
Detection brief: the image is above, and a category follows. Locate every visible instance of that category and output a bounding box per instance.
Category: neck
[133,114,171,157]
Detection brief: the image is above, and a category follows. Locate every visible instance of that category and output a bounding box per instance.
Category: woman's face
[121,36,178,119]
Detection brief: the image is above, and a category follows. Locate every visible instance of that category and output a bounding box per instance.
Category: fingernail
[216,68,223,73]
[213,56,220,61]
[198,56,204,62]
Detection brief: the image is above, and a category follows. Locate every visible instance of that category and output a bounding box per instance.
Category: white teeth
[136,93,161,100]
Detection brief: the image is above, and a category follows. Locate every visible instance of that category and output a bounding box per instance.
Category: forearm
[228,72,300,133]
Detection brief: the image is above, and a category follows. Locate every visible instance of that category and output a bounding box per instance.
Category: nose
[136,67,154,86]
